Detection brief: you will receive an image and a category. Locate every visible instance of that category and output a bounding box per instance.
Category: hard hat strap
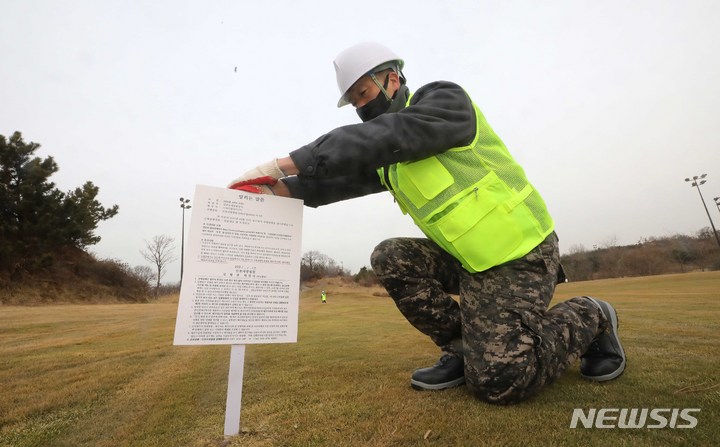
[370,72,392,101]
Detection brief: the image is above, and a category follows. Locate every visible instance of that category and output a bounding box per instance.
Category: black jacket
[285,81,477,207]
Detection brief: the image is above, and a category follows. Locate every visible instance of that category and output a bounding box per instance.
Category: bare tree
[140,235,177,295]
[301,250,325,272]
[132,265,155,286]
[567,243,587,255]
[300,250,349,281]
[599,235,618,249]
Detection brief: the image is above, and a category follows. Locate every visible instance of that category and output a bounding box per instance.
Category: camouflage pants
[370,233,605,405]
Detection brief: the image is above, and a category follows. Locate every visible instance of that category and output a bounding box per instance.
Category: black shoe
[581,297,626,381]
[410,354,465,390]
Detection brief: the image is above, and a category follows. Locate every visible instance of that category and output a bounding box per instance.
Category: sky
[2,1,720,284]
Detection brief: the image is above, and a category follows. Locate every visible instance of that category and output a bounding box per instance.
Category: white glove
[227,159,285,188]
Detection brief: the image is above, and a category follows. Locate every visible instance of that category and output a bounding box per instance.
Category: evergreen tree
[0,132,118,271]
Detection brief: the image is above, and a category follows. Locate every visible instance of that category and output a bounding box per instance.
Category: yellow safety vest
[378,98,554,273]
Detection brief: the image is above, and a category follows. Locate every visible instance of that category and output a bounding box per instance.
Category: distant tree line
[353,266,378,287]
[306,227,720,287]
[301,249,380,286]
[561,228,720,281]
[300,250,350,282]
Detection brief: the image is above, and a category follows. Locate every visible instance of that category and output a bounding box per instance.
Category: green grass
[1,272,718,446]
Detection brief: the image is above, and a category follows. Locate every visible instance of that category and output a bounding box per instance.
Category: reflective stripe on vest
[378,99,554,273]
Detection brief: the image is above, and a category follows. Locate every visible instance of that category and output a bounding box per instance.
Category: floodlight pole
[684,175,720,249]
[714,197,720,214]
[180,197,192,280]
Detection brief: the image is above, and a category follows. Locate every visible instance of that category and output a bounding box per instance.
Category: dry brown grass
[1,272,718,446]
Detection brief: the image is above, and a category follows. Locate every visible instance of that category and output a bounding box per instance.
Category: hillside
[560,230,720,281]
[0,247,150,305]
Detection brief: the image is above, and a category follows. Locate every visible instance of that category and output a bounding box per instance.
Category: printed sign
[174,184,303,345]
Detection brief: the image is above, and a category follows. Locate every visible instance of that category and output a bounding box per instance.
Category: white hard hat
[333,42,404,107]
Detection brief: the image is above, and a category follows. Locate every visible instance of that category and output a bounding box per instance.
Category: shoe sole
[582,297,626,382]
[410,376,466,391]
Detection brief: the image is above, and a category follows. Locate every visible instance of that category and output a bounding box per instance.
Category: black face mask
[356,75,392,122]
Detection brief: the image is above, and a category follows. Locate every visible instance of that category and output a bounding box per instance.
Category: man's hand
[226,156,296,197]
[227,159,286,188]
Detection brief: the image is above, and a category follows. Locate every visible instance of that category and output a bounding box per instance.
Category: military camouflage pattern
[370,232,606,405]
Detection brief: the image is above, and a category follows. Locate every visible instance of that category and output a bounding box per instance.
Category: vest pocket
[425,175,525,272]
[395,157,454,209]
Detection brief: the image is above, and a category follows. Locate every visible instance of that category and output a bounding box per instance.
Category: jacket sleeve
[286,81,476,205]
[282,170,386,208]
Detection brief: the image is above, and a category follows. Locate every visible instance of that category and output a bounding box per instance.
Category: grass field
[1,272,718,447]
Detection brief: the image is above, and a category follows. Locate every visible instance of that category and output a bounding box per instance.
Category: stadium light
[180,197,192,280]
[684,175,720,248]
[714,196,720,214]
